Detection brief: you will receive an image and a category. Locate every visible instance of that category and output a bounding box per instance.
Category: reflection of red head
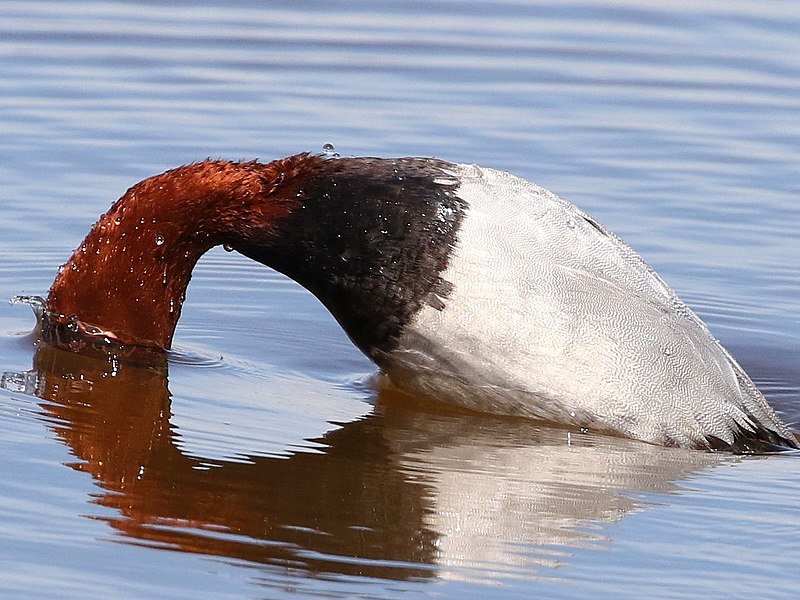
[30,344,436,579]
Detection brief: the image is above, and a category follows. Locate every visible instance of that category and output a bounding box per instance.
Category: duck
[44,152,798,452]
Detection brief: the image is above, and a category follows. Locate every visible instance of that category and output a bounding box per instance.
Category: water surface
[0,1,798,598]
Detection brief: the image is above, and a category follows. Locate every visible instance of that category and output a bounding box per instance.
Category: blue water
[0,1,798,598]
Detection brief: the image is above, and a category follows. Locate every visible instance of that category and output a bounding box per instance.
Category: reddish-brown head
[46,153,321,350]
[46,153,464,361]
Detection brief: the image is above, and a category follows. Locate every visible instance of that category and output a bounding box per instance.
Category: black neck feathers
[235,157,467,359]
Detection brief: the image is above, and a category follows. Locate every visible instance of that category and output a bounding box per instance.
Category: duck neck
[46,156,312,349]
[46,154,466,359]
[233,157,466,358]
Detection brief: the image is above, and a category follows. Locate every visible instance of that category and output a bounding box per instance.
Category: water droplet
[566,218,576,229]
[71,263,79,272]
[155,235,165,246]
[321,143,340,158]
[114,216,122,225]
[80,244,87,253]
[222,244,234,252]
[66,317,79,333]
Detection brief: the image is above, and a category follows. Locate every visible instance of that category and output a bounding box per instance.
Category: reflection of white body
[384,165,792,448]
[390,414,722,583]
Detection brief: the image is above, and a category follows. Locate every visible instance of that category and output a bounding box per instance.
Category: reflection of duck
[44,153,797,450]
[8,344,723,582]
[24,345,436,580]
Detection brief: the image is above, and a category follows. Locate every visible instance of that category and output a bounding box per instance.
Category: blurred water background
[0,1,798,598]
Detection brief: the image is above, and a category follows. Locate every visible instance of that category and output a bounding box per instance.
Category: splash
[0,368,39,396]
[10,294,165,368]
[10,295,46,320]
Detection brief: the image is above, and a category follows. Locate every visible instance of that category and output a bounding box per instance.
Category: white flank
[382,164,791,447]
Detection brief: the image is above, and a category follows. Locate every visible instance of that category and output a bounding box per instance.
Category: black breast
[237,157,468,360]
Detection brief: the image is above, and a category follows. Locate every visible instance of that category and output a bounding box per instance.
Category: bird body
[45,153,798,451]
[379,163,791,449]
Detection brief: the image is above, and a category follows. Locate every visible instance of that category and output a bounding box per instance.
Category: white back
[385,164,791,448]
